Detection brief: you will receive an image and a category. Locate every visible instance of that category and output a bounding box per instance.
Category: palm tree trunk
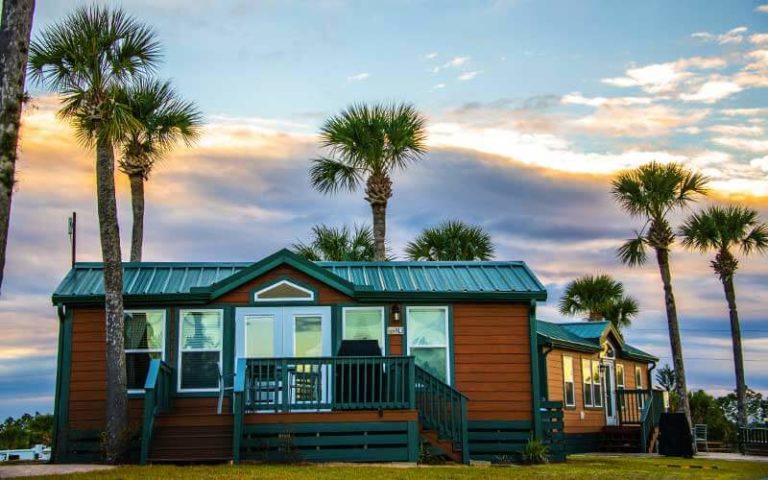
[96,136,127,463]
[655,246,691,426]
[129,173,144,262]
[0,0,35,294]
[721,273,747,428]
[371,201,387,261]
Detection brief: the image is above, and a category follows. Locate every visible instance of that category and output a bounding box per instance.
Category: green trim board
[536,320,658,363]
[528,300,542,440]
[52,249,548,306]
[248,276,319,305]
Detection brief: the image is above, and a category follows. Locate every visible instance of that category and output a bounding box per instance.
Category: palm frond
[680,205,768,257]
[291,224,376,261]
[309,157,363,194]
[617,234,648,267]
[558,274,625,319]
[602,295,639,330]
[405,220,494,261]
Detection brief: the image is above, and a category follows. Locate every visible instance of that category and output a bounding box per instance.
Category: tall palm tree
[29,5,160,462]
[0,0,35,294]
[680,205,768,428]
[405,220,495,261]
[558,274,639,330]
[119,78,202,262]
[611,161,708,424]
[292,224,377,261]
[310,103,427,261]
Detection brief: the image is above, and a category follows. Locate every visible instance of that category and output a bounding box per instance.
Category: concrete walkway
[0,464,115,478]
[581,452,768,463]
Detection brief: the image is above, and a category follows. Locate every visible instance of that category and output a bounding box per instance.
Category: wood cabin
[537,321,663,454]
[50,248,660,464]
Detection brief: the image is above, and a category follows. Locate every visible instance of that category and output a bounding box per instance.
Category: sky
[1,0,767,419]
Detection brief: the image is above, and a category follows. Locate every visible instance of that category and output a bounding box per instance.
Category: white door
[604,361,619,426]
[235,307,332,410]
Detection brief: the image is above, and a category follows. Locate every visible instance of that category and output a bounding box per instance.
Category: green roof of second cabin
[52,248,547,305]
[536,320,658,363]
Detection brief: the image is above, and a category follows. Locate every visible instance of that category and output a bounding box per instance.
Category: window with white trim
[616,363,625,410]
[178,309,223,392]
[124,310,165,391]
[582,358,593,407]
[342,307,385,354]
[254,280,314,302]
[407,306,450,384]
[592,359,603,407]
[635,365,643,389]
[563,355,575,407]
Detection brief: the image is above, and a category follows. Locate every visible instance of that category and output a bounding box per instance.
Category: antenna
[68,212,76,268]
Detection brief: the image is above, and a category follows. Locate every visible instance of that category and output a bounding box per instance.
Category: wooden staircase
[601,426,642,452]
[420,426,464,463]
[148,412,233,463]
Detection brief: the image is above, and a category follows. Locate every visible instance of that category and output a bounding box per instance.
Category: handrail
[414,365,469,464]
[242,356,414,412]
[739,427,768,454]
[638,390,664,453]
[139,359,173,465]
[617,389,650,425]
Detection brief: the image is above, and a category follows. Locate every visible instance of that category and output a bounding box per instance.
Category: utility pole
[68,212,76,267]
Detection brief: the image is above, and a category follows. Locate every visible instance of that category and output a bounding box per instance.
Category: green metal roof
[537,320,658,362]
[559,321,611,339]
[536,321,600,352]
[52,249,547,304]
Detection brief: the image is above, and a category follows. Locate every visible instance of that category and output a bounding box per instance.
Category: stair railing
[638,389,664,453]
[139,359,173,465]
[414,365,469,464]
[617,389,650,425]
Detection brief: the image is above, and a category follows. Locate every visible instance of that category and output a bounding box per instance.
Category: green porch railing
[414,365,469,464]
[139,359,173,465]
[241,356,415,413]
[616,389,650,425]
[638,390,664,453]
[739,427,768,455]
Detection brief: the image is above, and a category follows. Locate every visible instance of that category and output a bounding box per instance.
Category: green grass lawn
[30,456,768,480]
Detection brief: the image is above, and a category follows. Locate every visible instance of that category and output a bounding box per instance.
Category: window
[616,364,625,389]
[342,307,385,354]
[563,355,575,407]
[635,366,643,389]
[582,358,593,407]
[407,307,450,384]
[254,280,314,302]
[124,310,165,391]
[592,360,603,407]
[178,309,223,392]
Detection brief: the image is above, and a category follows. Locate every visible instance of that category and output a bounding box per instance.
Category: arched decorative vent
[253,280,315,302]
[603,341,616,359]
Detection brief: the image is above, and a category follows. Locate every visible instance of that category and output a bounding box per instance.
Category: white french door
[235,306,332,409]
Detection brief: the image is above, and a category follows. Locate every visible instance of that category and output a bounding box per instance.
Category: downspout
[647,361,657,392]
[540,342,554,400]
[51,305,66,463]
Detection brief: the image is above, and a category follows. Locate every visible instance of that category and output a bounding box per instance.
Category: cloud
[569,104,709,137]
[346,72,370,82]
[691,26,748,45]
[756,4,768,13]
[431,83,446,90]
[712,137,768,153]
[679,80,742,103]
[433,56,471,73]
[601,56,725,95]
[707,124,764,136]
[561,92,653,107]
[457,70,482,81]
[424,52,438,59]
[750,33,768,44]
[721,108,768,117]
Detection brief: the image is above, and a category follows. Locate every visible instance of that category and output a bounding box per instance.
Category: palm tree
[0,0,35,294]
[558,274,639,330]
[310,103,427,261]
[405,220,495,261]
[29,5,160,462]
[119,78,202,261]
[612,161,708,424]
[680,205,768,428]
[292,224,377,261]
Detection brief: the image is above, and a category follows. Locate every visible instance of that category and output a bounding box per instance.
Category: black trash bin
[335,340,383,406]
[658,412,694,457]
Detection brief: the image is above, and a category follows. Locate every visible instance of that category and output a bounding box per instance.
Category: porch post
[529,300,542,439]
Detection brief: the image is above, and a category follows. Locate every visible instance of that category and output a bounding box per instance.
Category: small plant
[493,454,515,465]
[521,438,550,465]
[418,442,445,465]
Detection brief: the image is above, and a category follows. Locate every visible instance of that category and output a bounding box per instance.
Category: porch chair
[217,362,236,414]
[692,423,708,453]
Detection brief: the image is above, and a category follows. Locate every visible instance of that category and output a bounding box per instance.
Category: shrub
[521,438,549,465]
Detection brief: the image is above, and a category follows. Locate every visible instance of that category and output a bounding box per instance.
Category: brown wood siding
[244,410,418,425]
[452,303,532,422]
[216,265,353,304]
[546,348,651,434]
[68,308,143,430]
